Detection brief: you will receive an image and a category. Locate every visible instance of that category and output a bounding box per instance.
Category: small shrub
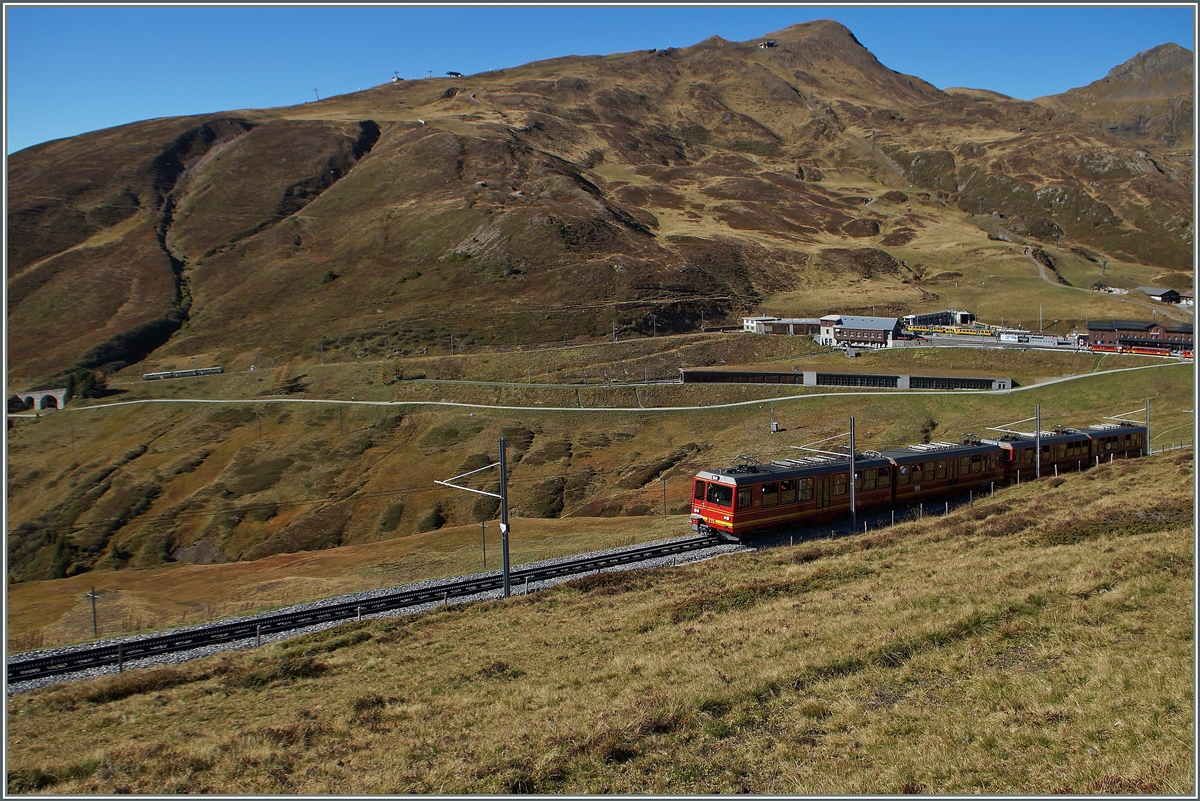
[320,271,339,284]
[415,504,446,533]
[378,502,405,532]
[84,667,191,704]
[800,700,831,719]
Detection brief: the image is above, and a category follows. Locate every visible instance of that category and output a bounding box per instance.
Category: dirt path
[1023,247,1193,323]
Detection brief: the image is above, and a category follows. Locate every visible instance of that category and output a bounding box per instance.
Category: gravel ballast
[7,537,748,696]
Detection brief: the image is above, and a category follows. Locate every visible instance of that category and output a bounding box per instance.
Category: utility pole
[848,416,857,532]
[661,477,668,519]
[1035,404,1042,479]
[910,169,916,187]
[87,586,99,638]
[435,439,510,596]
[1054,232,1061,250]
[481,521,486,567]
[1100,258,1108,276]
[314,89,320,101]
[499,439,510,596]
[1146,399,1152,455]
[979,196,984,216]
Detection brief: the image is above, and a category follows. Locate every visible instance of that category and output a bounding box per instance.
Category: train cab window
[694,480,706,501]
[706,483,733,508]
[737,488,752,509]
[800,478,814,501]
[877,467,891,488]
[970,454,981,474]
[934,460,947,479]
[762,482,779,507]
[833,473,848,496]
[780,479,797,504]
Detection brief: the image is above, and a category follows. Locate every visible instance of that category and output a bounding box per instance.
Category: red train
[690,422,1148,540]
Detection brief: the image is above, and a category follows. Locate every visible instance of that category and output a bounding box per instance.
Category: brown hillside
[6,20,1193,386]
[1036,43,1194,148]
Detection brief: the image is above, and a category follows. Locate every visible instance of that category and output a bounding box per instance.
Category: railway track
[7,533,727,685]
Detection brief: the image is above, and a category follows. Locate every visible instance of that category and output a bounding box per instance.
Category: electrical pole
[436,441,510,595]
[1100,258,1108,277]
[314,89,320,101]
[1146,399,1151,455]
[979,196,984,216]
[481,521,486,567]
[661,477,668,519]
[1035,404,1042,479]
[848,416,857,532]
[87,586,98,638]
[499,438,510,597]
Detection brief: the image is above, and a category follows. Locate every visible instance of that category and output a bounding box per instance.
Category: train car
[690,452,892,540]
[142,371,172,381]
[984,424,1146,477]
[878,439,1006,506]
[1083,422,1147,462]
[197,366,225,376]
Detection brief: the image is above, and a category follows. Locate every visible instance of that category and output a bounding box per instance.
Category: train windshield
[694,480,706,500]
[706,483,733,508]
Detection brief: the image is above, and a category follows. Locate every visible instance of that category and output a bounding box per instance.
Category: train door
[815,476,830,510]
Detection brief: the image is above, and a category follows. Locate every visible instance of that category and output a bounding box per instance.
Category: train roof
[875,439,1002,464]
[697,452,892,485]
[982,422,1145,447]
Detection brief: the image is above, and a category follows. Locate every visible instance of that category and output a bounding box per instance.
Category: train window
[970,454,981,474]
[854,472,862,492]
[960,456,970,474]
[1023,448,1034,464]
[780,480,797,503]
[833,473,847,496]
[694,480,706,500]
[864,470,876,491]
[706,483,733,508]
[935,460,946,479]
[762,482,779,507]
[897,465,910,486]
[877,467,891,488]
[800,478,814,501]
[737,488,752,509]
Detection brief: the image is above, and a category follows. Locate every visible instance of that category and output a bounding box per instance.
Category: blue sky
[5,4,1195,154]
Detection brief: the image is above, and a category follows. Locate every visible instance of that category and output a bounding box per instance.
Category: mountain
[1036,43,1194,148]
[7,20,1193,387]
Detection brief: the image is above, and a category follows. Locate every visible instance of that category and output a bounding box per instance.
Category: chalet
[817,315,902,349]
[1088,319,1193,352]
[1135,286,1181,303]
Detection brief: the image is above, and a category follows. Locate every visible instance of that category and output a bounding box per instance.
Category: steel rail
[7,534,725,684]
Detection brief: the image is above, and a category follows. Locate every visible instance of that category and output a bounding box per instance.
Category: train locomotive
[690,422,1147,540]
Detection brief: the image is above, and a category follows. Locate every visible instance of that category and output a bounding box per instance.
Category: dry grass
[6,451,1193,793]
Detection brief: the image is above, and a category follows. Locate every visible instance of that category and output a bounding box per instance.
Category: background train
[690,422,1147,540]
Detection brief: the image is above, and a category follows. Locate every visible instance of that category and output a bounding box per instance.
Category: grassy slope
[5,450,1193,794]
[6,347,1192,642]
